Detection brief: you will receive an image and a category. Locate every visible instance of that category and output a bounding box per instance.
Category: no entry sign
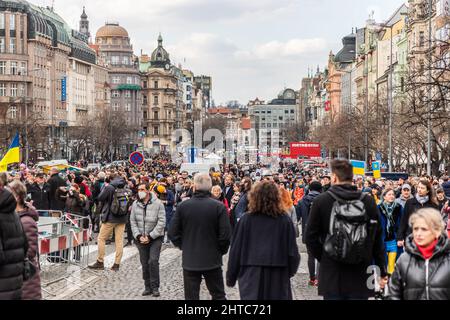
[129,151,145,166]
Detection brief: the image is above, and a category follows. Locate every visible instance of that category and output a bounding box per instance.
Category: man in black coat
[27,172,51,210]
[0,174,26,300]
[222,174,235,207]
[89,173,130,271]
[305,159,388,300]
[47,167,66,211]
[168,173,231,300]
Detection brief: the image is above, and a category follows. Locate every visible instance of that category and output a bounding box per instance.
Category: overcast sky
[37,0,406,105]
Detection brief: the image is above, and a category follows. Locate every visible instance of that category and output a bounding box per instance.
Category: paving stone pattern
[65,238,321,301]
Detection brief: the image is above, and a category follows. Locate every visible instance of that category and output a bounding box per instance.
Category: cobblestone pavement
[59,237,321,301]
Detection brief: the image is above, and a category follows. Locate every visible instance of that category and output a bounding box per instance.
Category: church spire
[79,6,90,40]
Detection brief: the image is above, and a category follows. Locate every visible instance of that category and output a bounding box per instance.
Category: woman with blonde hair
[388,208,450,300]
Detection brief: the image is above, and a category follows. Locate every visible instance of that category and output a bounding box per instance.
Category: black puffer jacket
[0,188,26,300]
[388,234,450,300]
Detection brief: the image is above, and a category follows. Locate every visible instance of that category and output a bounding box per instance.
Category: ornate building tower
[79,7,90,39]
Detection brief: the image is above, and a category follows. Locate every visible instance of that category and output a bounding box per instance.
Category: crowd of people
[0,154,449,300]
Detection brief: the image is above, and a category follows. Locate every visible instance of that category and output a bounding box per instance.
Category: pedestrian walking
[234,177,252,221]
[226,181,300,300]
[397,179,440,247]
[89,173,130,271]
[130,182,166,297]
[9,181,42,300]
[0,173,26,300]
[388,208,450,300]
[298,181,323,286]
[168,173,231,300]
[378,188,403,276]
[305,159,388,300]
[395,184,413,209]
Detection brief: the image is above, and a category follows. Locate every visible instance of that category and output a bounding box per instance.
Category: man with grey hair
[168,173,231,300]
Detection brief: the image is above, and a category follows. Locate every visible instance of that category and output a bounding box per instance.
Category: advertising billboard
[289,142,322,159]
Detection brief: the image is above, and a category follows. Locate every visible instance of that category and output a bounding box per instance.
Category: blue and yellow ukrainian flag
[372,161,381,179]
[351,160,366,176]
[0,133,20,172]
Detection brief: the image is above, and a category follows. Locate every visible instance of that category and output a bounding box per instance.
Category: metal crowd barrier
[37,210,97,298]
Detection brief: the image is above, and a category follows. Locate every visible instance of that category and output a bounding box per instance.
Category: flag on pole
[0,133,20,172]
[351,160,366,176]
[372,161,381,179]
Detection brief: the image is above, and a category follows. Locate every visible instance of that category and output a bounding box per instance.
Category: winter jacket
[0,188,26,300]
[98,178,130,224]
[226,213,300,300]
[305,184,387,298]
[443,181,450,199]
[130,193,166,241]
[47,173,67,211]
[395,194,414,209]
[397,197,439,241]
[62,191,87,216]
[234,192,249,220]
[378,202,403,243]
[168,191,231,271]
[388,234,450,300]
[298,190,321,244]
[18,207,42,300]
[91,179,105,204]
[27,183,51,211]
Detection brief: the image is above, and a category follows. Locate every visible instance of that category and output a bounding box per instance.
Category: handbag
[20,219,37,281]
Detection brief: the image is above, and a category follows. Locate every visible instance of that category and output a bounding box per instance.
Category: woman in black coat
[388,208,450,300]
[0,179,26,300]
[397,179,439,246]
[226,181,300,300]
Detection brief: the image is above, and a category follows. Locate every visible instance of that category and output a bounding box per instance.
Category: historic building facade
[95,22,142,156]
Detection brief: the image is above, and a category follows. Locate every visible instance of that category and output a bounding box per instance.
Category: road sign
[129,151,144,166]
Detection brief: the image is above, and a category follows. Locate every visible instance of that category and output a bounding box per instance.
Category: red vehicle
[285,142,322,160]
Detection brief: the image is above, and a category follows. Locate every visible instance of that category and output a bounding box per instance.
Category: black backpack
[110,187,129,217]
[323,191,378,265]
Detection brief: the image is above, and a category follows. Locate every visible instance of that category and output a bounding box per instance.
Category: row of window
[111,76,139,84]
[0,61,27,75]
[0,37,22,54]
[96,37,130,45]
[0,82,25,97]
[112,103,132,112]
[254,109,295,114]
[0,13,19,30]
[112,90,133,98]
[109,56,131,65]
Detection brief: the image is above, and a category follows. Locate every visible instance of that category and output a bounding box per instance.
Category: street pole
[22,73,28,166]
[365,57,369,165]
[388,26,393,172]
[426,0,432,176]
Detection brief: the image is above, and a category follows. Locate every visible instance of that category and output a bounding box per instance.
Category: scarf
[416,239,438,260]
[381,201,397,238]
[415,194,429,205]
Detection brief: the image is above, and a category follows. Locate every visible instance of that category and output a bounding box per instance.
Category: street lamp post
[388,26,394,173]
[426,0,432,176]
